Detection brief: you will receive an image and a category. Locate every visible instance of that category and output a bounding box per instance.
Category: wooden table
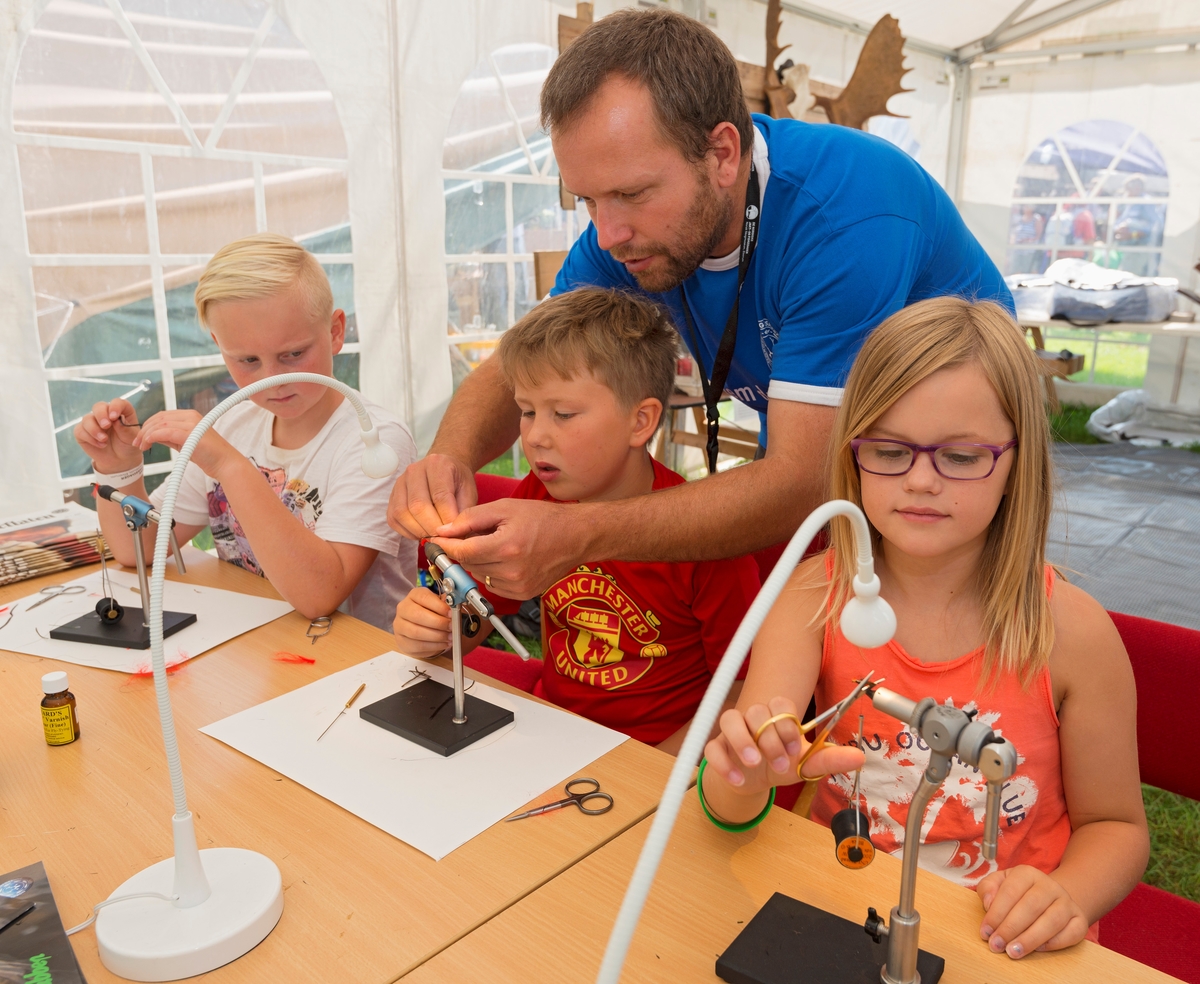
[404,791,1180,983]
[0,553,673,983]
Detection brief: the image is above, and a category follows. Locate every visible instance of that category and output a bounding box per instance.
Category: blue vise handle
[424,542,530,659]
[96,485,186,575]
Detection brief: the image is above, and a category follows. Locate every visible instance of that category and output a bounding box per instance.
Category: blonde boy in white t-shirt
[73,233,416,631]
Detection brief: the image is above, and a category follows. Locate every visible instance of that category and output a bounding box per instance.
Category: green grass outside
[1033,328,1151,388]
[1050,403,1105,445]
[1143,785,1200,903]
[478,447,529,478]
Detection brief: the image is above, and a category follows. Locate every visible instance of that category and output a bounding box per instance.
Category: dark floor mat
[1051,444,1200,629]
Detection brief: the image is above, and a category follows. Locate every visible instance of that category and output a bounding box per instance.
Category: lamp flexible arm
[595,500,891,984]
[148,373,389,819]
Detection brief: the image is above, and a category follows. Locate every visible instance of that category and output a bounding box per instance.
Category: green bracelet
[697,757,776,833]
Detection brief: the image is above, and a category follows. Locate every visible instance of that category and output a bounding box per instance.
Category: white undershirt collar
[698,124,771,273]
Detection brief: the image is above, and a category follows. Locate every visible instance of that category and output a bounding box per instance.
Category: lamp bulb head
[358,427,400,478]
[839,573,897,650]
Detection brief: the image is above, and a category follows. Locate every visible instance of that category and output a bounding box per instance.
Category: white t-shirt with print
[151,393,416,631]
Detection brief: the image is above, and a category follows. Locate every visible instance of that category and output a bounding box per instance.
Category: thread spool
[830,807,874,869]
[96,597,124,625]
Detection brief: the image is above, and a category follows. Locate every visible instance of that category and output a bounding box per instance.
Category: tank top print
[810,556,1071,891]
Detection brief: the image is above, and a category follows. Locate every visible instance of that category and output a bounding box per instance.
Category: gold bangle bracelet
[753,712,803,745]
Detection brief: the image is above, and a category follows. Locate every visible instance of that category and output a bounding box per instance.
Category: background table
[405,790,1180,983]
[0,551,673,983]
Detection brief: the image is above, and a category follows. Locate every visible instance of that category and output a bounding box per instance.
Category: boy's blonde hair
[194,233,333,328]
[498,288,677,416]
[827,297,1054,686]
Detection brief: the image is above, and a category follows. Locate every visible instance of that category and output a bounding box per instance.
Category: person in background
[392,288,759,752]
[73,233,417,631]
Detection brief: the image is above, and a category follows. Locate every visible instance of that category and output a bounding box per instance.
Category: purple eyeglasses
[850,438,1018,481]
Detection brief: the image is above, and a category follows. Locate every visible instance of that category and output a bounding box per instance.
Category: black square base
[359,678,515,756]
[49,608,196,650]
[717,893,944,984]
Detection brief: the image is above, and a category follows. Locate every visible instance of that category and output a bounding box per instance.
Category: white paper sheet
[0,559,294,672]
[199,651,629,860]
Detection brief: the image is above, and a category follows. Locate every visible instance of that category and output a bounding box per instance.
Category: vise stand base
[49,608,196,650]
[717,893,944,984]
[359,678,514,756]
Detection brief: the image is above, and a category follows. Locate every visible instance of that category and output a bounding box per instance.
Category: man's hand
[976,866,1089,959]
[388,454,479,540]
[432,498,589,599]
[135,410,239,477]
[74,398,143,476]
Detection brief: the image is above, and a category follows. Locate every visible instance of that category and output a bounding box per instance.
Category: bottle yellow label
[42,704,76,745]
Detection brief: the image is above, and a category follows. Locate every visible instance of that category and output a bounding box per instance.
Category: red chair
[1099,611,1200,982]
[462,472,543,693]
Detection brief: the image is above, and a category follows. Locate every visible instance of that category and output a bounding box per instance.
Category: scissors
[752,672,880,781]
[505,777,614,822]
[27,584,86,611]
[306,616,332,645]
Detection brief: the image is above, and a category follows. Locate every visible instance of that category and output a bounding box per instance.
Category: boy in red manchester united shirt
[392,288,759,751]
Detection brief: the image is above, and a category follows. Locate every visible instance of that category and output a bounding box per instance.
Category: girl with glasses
[699,296,1146,961]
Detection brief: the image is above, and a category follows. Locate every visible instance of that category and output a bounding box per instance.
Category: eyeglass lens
[856,442,996,480]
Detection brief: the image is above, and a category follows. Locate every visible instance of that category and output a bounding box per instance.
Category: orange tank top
[810,556,1072,891]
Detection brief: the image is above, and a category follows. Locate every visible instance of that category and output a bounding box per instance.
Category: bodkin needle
[317,682,366,741]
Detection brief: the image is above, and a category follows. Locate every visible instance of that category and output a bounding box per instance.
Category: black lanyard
[678,162,760,474]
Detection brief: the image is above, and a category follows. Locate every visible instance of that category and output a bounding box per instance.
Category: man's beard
[610,180,734,293]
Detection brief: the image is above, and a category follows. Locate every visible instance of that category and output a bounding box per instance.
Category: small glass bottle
[41,670,80,746]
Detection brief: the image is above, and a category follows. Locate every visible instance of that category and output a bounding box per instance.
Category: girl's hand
[393,588,452,658]
[74,399,143,476]
[135,410,237,477]
[976,866,1089,958]
[704,698,865,796]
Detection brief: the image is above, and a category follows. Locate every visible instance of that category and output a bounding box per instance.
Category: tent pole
[945,60,971,206]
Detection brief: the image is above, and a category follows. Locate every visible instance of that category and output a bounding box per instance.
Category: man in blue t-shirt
[389,7,1011,599]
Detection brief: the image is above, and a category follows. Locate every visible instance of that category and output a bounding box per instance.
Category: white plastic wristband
[92,463,144,487]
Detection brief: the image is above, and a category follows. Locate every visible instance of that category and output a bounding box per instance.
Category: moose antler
[763,0,795,119]
[812,14,911,130]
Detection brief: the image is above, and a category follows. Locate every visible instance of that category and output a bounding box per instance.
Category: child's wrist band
[697,757,775,833]
[92,464,144,486]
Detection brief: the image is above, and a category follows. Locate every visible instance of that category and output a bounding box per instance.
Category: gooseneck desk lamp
[595,500,898,984]
[93,373,399,981]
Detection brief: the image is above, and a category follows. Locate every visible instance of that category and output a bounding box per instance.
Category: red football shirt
[479,460,760,745]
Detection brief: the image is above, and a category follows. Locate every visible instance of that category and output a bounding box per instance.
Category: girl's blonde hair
[194,233,333,328]
[828,297,1054,686]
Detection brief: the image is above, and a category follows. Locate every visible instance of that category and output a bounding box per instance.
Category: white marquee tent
[3,0,1199,517]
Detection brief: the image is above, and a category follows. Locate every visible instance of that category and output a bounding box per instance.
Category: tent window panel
[444,179,507,256]
[1007,120,1168,279]
[49,371,167,480]
[216,50,348,159]
[153,157,257,255]
[513,182,574,254]
[34,266,158,368]
[447,262,509,334]
[13,21,174,144]
[320,264,357,343]
[333,353,360,391]
[175,366,235,416]
[164,265,220,360]
[263,166,350,243]
[19,146,150,255]
[514,261,536,325]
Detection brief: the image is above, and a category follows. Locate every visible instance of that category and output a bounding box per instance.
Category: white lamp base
[96,848,283,982]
